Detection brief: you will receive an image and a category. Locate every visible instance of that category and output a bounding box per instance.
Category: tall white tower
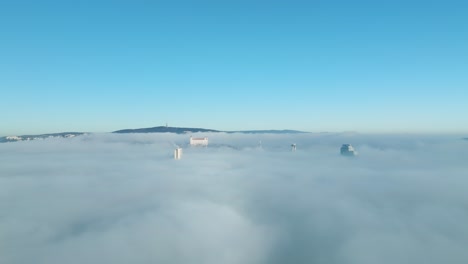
[174,147,182,160]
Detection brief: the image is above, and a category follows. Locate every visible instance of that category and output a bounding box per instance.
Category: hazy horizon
[2,127,468,139]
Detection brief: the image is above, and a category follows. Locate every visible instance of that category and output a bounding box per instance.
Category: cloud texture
[1,133,468,264]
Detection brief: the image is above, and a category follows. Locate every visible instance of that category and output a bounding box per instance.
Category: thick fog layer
[1,133,468,264]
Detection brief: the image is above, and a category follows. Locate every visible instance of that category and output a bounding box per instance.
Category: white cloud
[1,133,468,264]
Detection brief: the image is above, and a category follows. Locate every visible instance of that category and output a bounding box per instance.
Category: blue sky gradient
[1,0,467,135]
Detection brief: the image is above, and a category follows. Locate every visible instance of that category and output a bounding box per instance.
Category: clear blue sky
[1,0,467,135]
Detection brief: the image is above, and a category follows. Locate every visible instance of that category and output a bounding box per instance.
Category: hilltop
[113,126,220,134]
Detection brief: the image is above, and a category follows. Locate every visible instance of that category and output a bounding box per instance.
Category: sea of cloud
[1,132,467,264]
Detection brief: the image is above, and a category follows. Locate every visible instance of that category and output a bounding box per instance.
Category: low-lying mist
[1,133,467,264]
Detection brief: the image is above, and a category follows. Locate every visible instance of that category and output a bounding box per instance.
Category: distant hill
[0,132,85,143]
[113,126,308,134]
[463,138,468,141]
[113,126,220,134]
[229,129,307,134]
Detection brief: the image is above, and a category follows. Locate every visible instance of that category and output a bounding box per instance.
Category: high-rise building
[340,144,357,156]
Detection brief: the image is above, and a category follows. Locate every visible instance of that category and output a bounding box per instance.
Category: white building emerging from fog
[190,136,208,147]
[174,147,182,160]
